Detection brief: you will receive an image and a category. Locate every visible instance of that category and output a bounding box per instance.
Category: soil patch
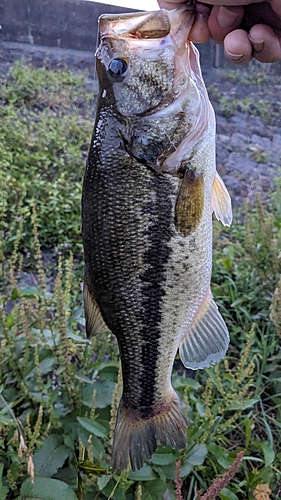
[1,40,281,208]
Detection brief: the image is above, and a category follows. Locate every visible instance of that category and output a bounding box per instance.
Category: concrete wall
[0,0,137,52]
[0,0,254,69]
[0,0,220,65]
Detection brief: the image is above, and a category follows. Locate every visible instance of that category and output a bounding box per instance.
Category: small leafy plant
[207,61,281,126]
[0,62,95,255]
[0,60,280,499]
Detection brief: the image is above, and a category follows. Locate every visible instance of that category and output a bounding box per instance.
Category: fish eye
[108,58,128,79]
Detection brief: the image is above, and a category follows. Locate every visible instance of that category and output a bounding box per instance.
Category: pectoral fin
[84,279,110,337]
[175,167,204,236]
[179,290,229,370]
[212,172,232,227]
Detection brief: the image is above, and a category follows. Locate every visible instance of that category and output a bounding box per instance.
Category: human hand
[157,0,281,64]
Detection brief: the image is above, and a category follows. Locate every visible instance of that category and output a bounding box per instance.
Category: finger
[157,0,185,9]
[208,5,245,45]
[270,0,281,18]
[202,0,263,4]
[189,3,212,43]
[249,24,281,62]
[224,29,252,64]
[241,3,281,31]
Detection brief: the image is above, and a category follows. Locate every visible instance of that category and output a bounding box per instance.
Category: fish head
[96,4,195,116]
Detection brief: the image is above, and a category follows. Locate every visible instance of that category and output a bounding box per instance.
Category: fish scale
[82,4,232,471]
[85,145,175,401]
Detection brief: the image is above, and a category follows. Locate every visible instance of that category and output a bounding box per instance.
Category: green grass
[0,61,94,256]
[0,61,281,500]
[207,61,281,125]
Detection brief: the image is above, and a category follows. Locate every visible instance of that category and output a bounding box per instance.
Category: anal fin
[84,279,110,337]
[179,290,229,370]
[212,171,232,227]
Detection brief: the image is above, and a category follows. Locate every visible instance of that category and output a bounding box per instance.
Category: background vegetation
[0,61,280,500]
[207,63,281,126]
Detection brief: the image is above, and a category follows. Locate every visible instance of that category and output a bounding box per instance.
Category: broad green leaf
[249,466,273,488]
[97,474,112,490]
[161,462,177,481]
[40,329,59,347]
[141,480,172,500]
[0,464,8,500]
[63,434,74,450]
[0,394,15,418]
[82,379,116,408]
[19,286,39,297]
[20,477,77,500]
[128,464,157,481]
[219,487,239,500]
[151,451,176,466]
[208,443,233,468]
[172,376,201,391]
[67,331,89,343]
[75,373,94,384]
[33,435,71,477]
[95,379,117,407]
[91,434,106,460]
[186,443,208,465]
[0,485,9,500]
[25,356,56,380]
[259,441,275,467]
[0,415,11,425]
[96,360,119,373]
[49,387,60,405]
[180,444,208,477]
[195,401,205,417]
[100,479,127,500]
[152,465,166,482]
[77,417,107,438]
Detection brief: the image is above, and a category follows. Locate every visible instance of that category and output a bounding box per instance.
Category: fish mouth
[99,10,171,40]
[98,3,195,46]
[95,3,196,116]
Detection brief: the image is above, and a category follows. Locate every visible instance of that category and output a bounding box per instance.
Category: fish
[82,2,232,472]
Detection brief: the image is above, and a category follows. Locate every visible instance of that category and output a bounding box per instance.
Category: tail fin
[111,392,187,471]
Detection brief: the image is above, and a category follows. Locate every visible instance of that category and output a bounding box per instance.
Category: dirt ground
[1,40,281,207]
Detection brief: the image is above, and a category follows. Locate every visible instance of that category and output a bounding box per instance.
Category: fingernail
[225,47,244,62]
[249,36,264,53]
[217,6,240,29]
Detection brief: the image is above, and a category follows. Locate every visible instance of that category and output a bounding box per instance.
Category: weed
[1,203,280,498]
[0,62,95,256]
[207,61,280,126]
[0,60,280,499]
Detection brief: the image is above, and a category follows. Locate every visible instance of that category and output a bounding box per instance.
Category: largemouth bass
[82,3,232,472]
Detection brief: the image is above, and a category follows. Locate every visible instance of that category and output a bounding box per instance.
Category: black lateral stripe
[138,174,173,414]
